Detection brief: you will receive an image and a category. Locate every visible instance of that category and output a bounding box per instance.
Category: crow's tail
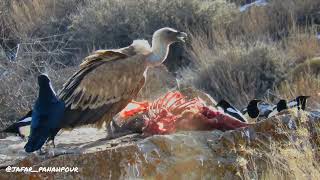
[24,128,49,153]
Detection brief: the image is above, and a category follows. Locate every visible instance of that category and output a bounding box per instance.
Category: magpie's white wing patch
[288,101,297,108]
[19,125,31,138]
[258,103,275,116]
[242,108,247,113]
[19,117,32,123]
[227,107,247,122]
[227,107,238,114]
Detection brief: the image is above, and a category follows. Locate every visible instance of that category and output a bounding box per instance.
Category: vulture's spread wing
[58,48,148,128]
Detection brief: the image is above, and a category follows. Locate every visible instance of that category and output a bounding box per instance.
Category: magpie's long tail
[2,124,18,134]
[2,110,32,134]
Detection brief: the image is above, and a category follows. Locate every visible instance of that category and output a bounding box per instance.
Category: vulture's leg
[106,117,144,140]
[106,119,121,139]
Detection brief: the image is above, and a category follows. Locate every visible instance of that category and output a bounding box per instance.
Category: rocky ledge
[0,110,320,179]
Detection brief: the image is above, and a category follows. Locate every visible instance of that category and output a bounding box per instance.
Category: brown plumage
[58,27,187,128]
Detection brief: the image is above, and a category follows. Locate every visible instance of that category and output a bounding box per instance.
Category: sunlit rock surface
[1,110,320,179]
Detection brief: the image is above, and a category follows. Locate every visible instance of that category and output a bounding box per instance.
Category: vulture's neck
[147,40,169,66]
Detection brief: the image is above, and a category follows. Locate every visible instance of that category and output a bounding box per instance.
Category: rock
[1,111,320,179]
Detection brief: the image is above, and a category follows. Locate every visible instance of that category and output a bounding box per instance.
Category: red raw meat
[118,91,249,136]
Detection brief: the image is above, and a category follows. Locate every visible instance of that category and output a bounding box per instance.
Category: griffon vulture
[58,27,187,128]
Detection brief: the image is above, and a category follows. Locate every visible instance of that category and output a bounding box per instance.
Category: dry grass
[177,0,320,107]
[0,0,319,126]
[0,0,320,177]
[180,24,320,107]
[7,0,81,37]
[69,0,237,53]
[285,29,320,64]
[275,73,320,110]
[217,0,320,44]
[180,36,287,107]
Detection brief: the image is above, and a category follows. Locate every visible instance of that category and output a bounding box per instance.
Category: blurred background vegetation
[0,0,319,128]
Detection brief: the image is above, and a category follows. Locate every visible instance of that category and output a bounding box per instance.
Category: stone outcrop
[0,110,320,179]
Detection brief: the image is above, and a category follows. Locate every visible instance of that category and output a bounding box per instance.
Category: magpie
[2,111,32,139]
[24,74,65,153]
[2,110,56,144]
[216,100,247,122]
[256,102,275,118]
[287,96,310,110]
[267,99,288,118]
[241,99,262,120]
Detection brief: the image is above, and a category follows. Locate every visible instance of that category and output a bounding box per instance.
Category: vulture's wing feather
[58,48,147,128]
[60,50,128,100]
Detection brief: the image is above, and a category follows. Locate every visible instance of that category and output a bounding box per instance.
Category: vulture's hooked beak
[176,32,187,42]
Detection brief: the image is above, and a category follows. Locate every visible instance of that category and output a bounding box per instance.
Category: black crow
[24,74,65,153]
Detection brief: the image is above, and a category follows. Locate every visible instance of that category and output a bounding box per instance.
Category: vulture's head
[148,27,187,66]
[152,27,187,45]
